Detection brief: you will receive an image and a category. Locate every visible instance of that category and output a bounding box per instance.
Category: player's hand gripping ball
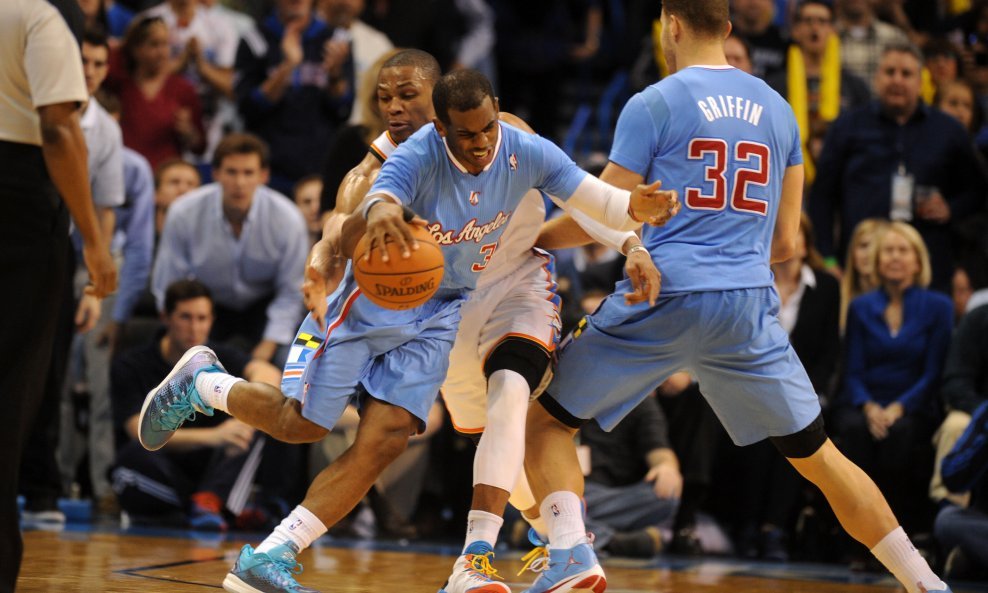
[353,224,444,309]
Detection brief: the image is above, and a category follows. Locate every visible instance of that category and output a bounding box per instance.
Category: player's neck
[675,45,729,70]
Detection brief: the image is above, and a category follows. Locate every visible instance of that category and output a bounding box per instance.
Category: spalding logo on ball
[353,224,444,310]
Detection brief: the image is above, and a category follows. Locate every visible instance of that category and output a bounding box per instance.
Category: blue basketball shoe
[520,543,606,593]
[223,543,320,593]
[138,345,224,451]
[438,541,511,593]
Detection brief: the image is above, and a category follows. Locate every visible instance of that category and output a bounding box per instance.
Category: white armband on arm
[567,207,638,253]
[553,174,641,232]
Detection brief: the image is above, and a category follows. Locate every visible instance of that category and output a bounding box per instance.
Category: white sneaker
[438,542,511,593]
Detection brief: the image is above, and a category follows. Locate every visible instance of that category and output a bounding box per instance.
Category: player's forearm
[568,208,639,253]
[562,175,640,232]
[340,210,368,259]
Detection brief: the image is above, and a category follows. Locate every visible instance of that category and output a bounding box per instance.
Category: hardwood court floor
[15,528,986,593]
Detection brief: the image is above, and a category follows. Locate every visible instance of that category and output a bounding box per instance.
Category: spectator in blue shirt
[235,0,354,194]
[834,221,953,534]
[152,133,308,364]
[809,42,988,292]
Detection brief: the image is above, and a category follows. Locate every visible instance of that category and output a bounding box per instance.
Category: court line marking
[115,556,226,589]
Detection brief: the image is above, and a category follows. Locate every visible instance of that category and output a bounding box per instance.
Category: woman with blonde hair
[840,218,889,331]
[834,221,953,535]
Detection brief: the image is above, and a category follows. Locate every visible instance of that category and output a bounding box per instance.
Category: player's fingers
[641,180,662,195]
[409,216,429,227]
[648,271,660,306]
[389,221,417,259]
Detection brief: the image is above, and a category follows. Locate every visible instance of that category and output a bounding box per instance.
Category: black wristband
[401,206,417,222]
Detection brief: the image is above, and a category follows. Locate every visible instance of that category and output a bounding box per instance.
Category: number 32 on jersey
[684,138,769,215]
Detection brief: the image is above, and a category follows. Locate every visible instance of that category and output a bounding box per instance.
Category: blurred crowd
[25,0,988,583]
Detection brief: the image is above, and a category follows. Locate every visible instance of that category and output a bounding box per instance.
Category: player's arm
[303,153,384,325]
[538,161,647,250]
[340,194,408,260]
[771,164,805,264]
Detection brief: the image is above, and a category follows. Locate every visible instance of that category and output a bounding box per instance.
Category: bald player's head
[381,49,441,84]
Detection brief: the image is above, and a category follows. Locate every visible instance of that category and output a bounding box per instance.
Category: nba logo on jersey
[509,153,518,171]
[469,191,480,206]
[550,504,560,517]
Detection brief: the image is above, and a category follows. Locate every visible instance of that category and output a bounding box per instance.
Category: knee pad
[484,337,551,394]
[770,413,827,459]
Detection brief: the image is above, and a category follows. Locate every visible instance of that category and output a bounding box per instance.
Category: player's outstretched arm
[771,164,805,264]
[303,154,383,325]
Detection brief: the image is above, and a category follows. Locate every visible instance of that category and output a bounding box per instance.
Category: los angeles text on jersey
[427,211,513,245]
[697,95,764,126]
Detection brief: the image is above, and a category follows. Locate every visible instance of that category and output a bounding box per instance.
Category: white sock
[541,491,588,549]
[870,527,947,593]
[194,372,244,413]
[464,510,503,552]
[256,505,327,555]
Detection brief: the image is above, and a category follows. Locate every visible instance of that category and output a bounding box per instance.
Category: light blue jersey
[282,122,589,432]
[545,66,821,447]
[610,66,802,293]
[371,122,588,291]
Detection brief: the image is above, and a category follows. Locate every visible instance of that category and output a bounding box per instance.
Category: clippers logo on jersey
[509,153,518,171]
[427,211,513,246]
[469,191,480,206]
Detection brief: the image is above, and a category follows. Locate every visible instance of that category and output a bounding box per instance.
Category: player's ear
[669,13,682,40]
[493,97,500,113]
[433,118,447,137]
[260,167,270,186]
[724,20,733,39]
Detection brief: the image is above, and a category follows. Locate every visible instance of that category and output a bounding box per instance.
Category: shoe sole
[222,573,263,593]
[438,585,511,593]
[138,345,214,451]
[540,569,607,593]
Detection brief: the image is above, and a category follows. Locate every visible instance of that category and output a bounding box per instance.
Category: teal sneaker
[223,543,320,593]
[138,345,223,451]
[520,543,606,593]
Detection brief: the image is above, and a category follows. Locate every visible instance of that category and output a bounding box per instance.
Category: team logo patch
[293,332,323,349]
[469,191,480,206]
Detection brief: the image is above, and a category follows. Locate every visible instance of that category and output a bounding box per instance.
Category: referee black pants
[0,141,70,593]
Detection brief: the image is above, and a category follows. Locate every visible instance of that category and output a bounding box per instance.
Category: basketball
[353,223,444,310]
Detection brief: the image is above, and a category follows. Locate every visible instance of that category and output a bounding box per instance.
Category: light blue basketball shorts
[543,283,821,446]
[281,272,464,432]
